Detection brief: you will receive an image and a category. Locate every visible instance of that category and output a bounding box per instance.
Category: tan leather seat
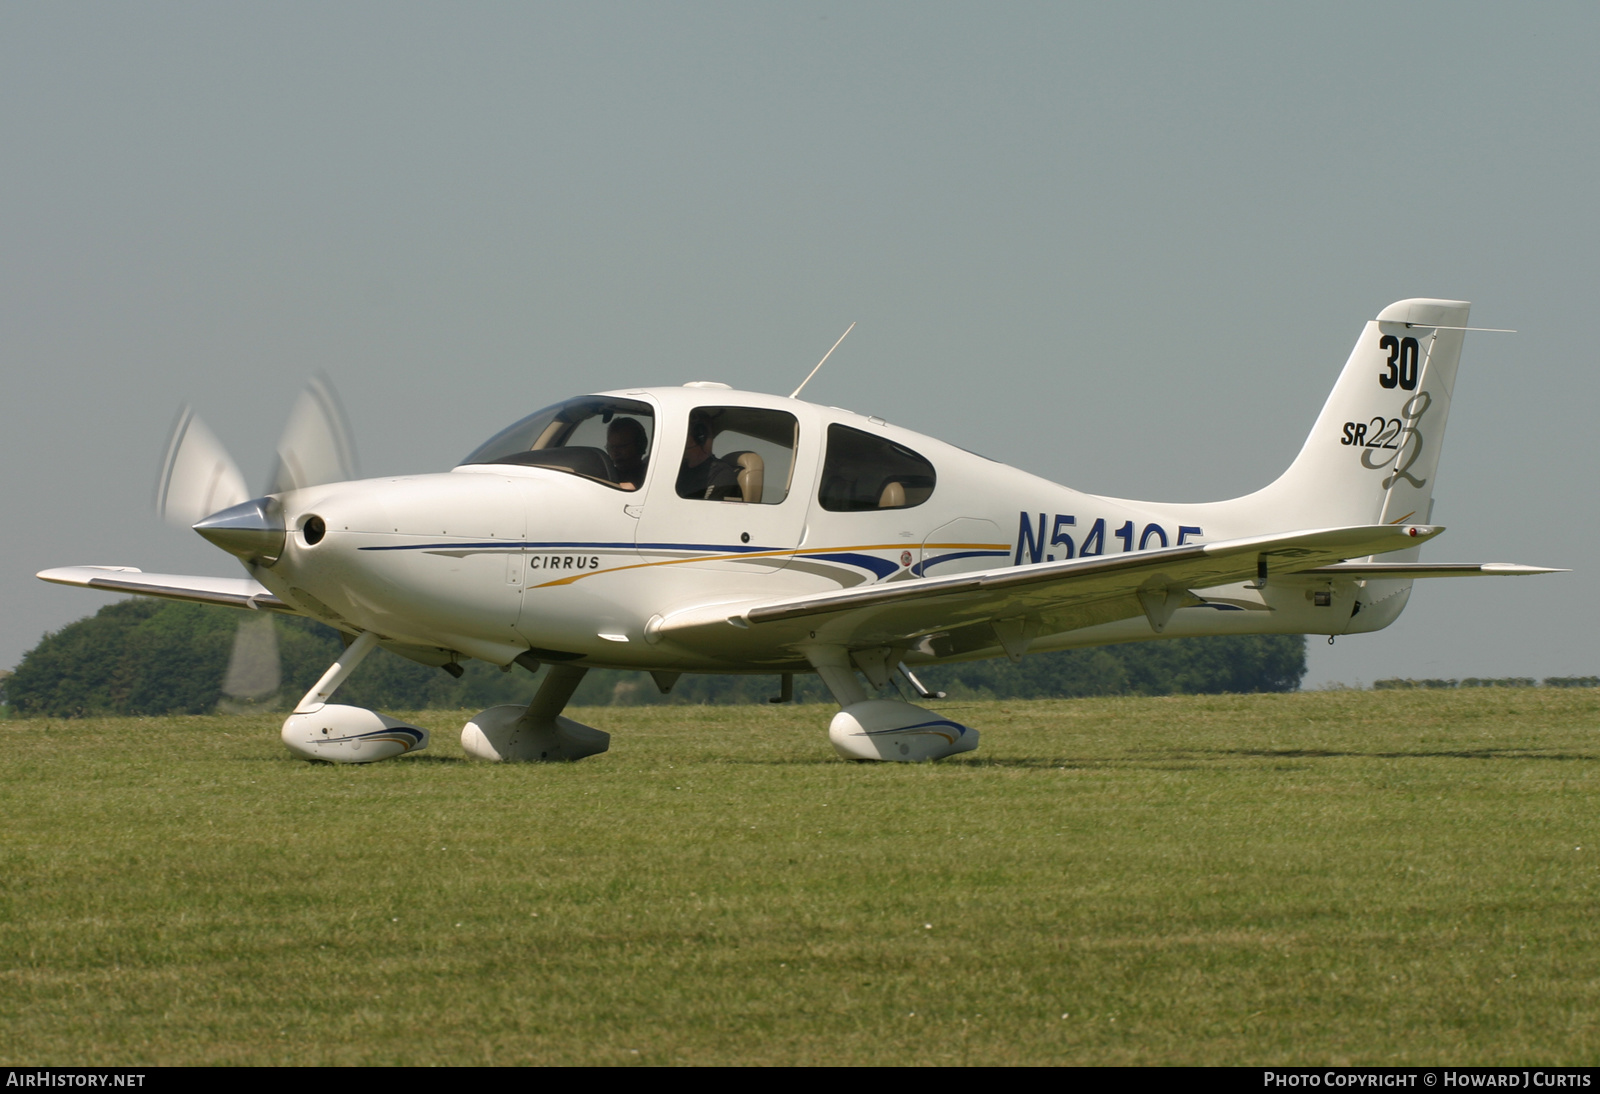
[878,480,906,508]
[722,451,765,503]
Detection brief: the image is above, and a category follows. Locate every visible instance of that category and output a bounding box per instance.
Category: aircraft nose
[193,496,286,566]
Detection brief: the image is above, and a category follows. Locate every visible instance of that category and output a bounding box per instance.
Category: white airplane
[39,298,1560,764]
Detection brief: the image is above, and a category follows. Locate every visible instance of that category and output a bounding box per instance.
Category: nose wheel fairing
[282,706,429,763]
[279,632,430,763]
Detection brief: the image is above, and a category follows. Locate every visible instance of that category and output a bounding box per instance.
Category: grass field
[3,689,1599,1065]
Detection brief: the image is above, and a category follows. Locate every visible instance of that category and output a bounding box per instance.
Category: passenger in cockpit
[676,416,740,501]
[606,417,649,490]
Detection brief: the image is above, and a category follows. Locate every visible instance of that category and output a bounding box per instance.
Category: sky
[3,3,1595,688]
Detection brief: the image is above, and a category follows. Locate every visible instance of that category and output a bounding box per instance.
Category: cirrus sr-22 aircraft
[40,298,1562,764]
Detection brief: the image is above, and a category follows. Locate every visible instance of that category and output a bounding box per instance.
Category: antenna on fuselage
[789,322,856,400]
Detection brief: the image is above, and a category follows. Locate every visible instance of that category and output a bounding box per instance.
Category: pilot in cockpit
[605,417,649,491]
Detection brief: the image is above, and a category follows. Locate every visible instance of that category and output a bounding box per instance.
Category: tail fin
[1253,298,1470,531]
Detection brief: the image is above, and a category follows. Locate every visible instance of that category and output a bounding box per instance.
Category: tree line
[2,598,1307,717]
[1373,677,1597,689]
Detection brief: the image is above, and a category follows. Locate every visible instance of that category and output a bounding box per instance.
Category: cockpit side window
[677,406,798,504]
[461,397,655,491]
[817,424,936,512]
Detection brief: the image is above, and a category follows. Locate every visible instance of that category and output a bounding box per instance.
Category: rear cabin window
[677,406,798,504]
[817,424,936,511]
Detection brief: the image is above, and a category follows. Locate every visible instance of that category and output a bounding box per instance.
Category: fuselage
[245,384,1403,674]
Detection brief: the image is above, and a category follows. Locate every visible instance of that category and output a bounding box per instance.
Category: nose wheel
[281,631,430,762]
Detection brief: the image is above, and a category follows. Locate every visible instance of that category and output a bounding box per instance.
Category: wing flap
[37,566,297,613]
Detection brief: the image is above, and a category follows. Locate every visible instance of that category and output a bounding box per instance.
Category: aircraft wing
[36,566,298,613]
[653,524,1454,658]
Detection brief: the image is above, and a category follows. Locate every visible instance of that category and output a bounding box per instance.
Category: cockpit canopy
[461,396,654,490]
[464,391,939,511]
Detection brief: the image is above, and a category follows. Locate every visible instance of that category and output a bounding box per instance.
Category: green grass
[3,689,1599,1065]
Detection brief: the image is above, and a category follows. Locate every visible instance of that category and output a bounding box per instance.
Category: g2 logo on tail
[1339,392,1433,488]
[1365,391,1432,488]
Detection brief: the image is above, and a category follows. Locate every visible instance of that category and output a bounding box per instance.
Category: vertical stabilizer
[1251,298,1470,531]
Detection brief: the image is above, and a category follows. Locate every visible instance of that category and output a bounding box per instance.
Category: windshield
[460,396,655,490]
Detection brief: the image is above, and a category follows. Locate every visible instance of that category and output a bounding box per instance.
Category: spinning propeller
[154,375,359,709]
[156,374,358,527]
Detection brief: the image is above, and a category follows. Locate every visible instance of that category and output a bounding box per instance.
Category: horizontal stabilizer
[1299,562,1566,579]
[36,566,296,613]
